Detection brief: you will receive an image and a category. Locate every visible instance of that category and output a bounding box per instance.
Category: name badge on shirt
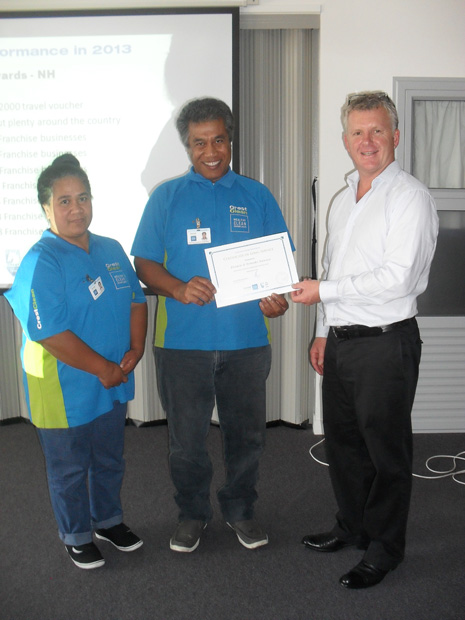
[88,276,105,300]
[187,228,211,245]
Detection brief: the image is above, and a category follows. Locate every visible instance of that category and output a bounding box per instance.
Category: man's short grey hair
[176,97,234,148]
[341,91,399,133]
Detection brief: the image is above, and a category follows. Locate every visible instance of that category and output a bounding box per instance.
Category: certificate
[205,232,298,308]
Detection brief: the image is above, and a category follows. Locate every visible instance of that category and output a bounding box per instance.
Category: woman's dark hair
[176,97,234,148]
[37,153,92,210]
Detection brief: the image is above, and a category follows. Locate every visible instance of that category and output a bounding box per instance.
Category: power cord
[413,451,465,484]
[309,438,465,485]
[309,438,328,467]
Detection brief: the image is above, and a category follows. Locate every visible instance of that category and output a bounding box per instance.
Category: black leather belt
[331,318,414,340]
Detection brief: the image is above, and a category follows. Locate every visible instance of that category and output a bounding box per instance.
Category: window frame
[393,76,465,211]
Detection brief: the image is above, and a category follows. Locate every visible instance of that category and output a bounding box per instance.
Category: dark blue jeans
[36,402,127,546]
[155,346,271,523]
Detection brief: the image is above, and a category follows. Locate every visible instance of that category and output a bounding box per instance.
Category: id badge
[187,228,211,245]
[88,275,105,300]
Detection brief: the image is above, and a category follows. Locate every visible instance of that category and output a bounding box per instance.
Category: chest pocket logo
[109,270,130,289]
[106,262,130,289]
[230,205,249,233]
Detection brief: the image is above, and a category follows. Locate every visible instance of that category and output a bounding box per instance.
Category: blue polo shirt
[5,230,146,428]
[131,167,293,351]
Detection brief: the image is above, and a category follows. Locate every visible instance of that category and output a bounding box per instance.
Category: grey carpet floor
[0,422,463,620]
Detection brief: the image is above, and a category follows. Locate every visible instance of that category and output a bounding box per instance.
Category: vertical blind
[239,28,315,425]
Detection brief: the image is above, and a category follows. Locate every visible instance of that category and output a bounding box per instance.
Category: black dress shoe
[339,560,390,589]
[301,532,350,552]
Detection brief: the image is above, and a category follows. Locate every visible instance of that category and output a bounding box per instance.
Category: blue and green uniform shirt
[131,167,293,351]
[5,230,146,429]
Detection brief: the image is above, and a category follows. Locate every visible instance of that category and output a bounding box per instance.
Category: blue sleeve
[5,245,70,341]
[131,187,167,263]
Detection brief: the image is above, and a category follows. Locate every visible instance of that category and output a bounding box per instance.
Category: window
[412,100,465,189]
[394,77,465,316]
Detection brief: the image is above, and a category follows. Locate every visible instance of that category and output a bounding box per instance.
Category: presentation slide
[0,10,236,290]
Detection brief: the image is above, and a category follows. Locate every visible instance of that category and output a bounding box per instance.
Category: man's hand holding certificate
[205,233,299,308]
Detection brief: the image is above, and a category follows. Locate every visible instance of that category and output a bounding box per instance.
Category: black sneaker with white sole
[227,519,268,549]
[94,523,143,552]
[65,542,105,569]
[170,520,207,552]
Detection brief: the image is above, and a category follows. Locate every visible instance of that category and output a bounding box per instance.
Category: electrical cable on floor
[309,438,465,485]
[412,451,465,484]
[309,438,329,467]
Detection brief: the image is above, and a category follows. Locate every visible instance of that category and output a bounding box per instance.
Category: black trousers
[322,319,421,570]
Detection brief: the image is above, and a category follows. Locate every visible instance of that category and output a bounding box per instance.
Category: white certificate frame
[205,232,298,308]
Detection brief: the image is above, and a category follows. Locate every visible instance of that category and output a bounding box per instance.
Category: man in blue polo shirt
[132,97,292,552]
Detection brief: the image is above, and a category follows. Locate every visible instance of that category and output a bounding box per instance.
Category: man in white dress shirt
[291,91,439,589]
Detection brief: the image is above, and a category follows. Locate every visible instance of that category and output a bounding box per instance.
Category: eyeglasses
[346,91,392,105]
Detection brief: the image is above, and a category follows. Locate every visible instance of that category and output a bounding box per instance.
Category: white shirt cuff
[319,279,339,304]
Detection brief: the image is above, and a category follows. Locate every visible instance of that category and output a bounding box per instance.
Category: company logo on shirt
[106,262,122,272]
[30,288,42,330]
[230,205,247,216]
[106,262,130,290]
[230,205,249,233]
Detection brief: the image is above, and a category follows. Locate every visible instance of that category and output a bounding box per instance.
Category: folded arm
[119,301,148,375]
[39,330,128,389]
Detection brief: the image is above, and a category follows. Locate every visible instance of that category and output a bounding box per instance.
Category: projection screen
[0,8,239,290]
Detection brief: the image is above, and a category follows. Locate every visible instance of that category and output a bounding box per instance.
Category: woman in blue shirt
[6,154,147,569]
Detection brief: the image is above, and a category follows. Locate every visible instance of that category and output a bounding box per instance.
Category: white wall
[243,0,465,252]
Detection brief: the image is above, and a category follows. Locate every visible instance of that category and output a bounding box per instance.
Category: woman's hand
[98,360,129,388]
[119,348,145,376]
